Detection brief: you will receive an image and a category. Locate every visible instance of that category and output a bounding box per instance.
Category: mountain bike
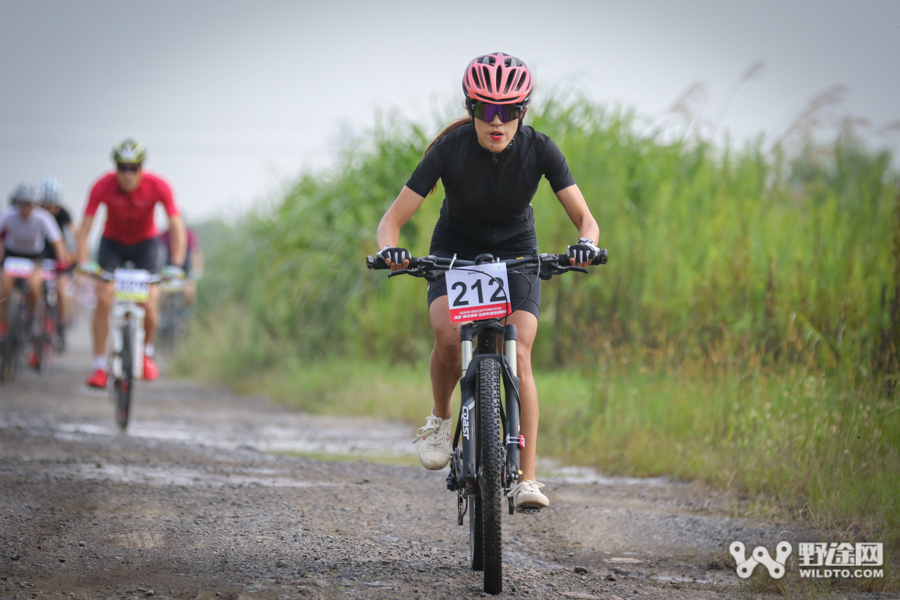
[31,259,62,375]
[1,257,61,381]
[367,248,607,595]
[83,265,159,431]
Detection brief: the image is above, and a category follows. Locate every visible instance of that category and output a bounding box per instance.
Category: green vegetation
[183,97,900,552]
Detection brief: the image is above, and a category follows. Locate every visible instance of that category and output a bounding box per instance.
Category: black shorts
[425,221,542,319]
[3,248,43,261]
[98,237,161,274]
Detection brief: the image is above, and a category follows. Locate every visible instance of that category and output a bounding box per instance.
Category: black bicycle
[367,248,607,595]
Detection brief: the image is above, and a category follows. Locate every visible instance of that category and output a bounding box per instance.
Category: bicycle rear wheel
[115,323,134,431]
[478,357,504,595]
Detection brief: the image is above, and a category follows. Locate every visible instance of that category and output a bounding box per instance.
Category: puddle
[37,419,682,489]
[608,557,644,564]
[16,461,341,489]
[649,575,714,585]
[539,463,683,488]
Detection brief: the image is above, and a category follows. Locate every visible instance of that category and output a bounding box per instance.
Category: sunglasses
[469,101,525,123]
[117,163,141,173]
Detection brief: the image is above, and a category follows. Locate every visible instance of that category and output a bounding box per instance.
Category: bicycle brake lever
[387,268,425,278]
[553,266,589,275]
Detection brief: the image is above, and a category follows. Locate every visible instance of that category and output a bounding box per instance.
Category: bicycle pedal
[516,507,542,515]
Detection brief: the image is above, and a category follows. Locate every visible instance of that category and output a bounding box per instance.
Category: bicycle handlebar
[365,249,607,281]
[77,266,165,284]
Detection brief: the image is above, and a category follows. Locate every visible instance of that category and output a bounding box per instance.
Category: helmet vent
[495,67,503,95]
[482,66,492,92]
[515,73,525,91]
[505,72,520,95]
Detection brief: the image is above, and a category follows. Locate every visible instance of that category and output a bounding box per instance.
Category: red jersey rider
[77,139,186,388]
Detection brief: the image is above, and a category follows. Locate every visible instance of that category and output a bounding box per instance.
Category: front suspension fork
[457,323,523,493]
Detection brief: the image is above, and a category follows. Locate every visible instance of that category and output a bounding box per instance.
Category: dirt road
[0,322,834,600]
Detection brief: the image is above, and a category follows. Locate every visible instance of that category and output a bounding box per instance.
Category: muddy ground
[0,321,882,600]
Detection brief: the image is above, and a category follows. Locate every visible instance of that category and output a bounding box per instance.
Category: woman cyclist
[376,52,600,511]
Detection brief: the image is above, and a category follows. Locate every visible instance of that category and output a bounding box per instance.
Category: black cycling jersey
[405,123,576,246]
[53,207,72,231]
[41,207,73,261]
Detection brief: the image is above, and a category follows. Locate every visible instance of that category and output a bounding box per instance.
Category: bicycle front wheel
[478,357,504,595]
[1,293,23,382]
[115,323,134,431]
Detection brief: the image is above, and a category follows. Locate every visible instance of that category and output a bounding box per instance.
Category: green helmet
[111,138,146,164]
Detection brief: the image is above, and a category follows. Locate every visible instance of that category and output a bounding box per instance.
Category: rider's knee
[95,293,112,313]
[434,330,461,359]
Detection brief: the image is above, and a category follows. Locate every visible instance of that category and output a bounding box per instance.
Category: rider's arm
[555,184,600,266]
[40,210,66,264]
[166,214,187,267]
[51,238,69,265]
[62,224,77,252]
[376,185,426,268]
[76,215,94,265]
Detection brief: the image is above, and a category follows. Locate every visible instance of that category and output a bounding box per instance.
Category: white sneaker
[413,413,452,470]
[507,480,549,511]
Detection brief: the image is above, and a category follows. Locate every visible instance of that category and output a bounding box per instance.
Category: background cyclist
[159,221,203,305]
[38,177,76,346]
[0,182,69,364]
[77,139,186,388]
[376,52,600,511]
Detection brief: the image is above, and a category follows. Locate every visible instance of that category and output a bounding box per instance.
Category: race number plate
[114,269,151,302]
[445,262,511,323]
[3,257,35,278]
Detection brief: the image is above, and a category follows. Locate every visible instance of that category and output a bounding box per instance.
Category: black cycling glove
[567,238,600,264]
[377,246,410,265]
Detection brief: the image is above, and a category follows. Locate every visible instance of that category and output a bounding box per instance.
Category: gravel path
[0,321,866,599]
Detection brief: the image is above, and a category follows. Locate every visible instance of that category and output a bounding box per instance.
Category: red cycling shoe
[142,356,159,381]
[86,368,108,389]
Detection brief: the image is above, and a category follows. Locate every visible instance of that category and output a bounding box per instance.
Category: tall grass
[185,96,900,549]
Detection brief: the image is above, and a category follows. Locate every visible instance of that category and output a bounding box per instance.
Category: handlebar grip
[366,255,388,270]
[549,250,607,265]
[366,255,421,270]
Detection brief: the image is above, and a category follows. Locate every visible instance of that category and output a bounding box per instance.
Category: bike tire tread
[479,358,504,595]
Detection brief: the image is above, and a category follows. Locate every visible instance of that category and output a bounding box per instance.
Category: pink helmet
[462,52,533,105]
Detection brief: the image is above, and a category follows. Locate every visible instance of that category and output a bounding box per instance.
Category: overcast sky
[1,0,898,225]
